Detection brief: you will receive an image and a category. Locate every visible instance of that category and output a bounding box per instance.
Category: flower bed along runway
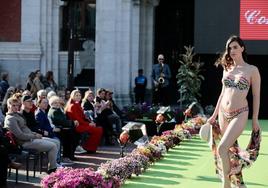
[123,120,268,188]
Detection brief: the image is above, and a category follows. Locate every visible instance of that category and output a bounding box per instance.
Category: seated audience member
[106,90,124,118]
[105,90,122,135]
[46,90,57,129]
[65,89,71,102]
[35,98,68,164]
[12,92,23,110]
[25,72,35,94]
[59,96,66,111]
[48,96,79,161]
[31,70,44,99]
[36,89,49,112]
[14,84,24,94]
[47,90,57,101]
[35,98,55,137]
[94,88,113,145]
[21,95,43,135]
[57,90,68,110]
[0,72,10,101]
[65,90,103,153]
[43,71,58,92]
[0,108,5,127]
[1,87,15,114]
[22,90,31,97]
[37,89,47,100]
[94,88,106,116]
[81,90,96,121]
[22,90,37,113]
[4,97,58,174]
[21,95,69,165]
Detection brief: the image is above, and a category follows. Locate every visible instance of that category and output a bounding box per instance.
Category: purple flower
[41,167,120,188]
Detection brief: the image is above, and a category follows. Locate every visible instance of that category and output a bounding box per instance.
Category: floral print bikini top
[223,75,250,91]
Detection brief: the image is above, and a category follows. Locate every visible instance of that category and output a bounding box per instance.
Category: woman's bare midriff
[221,89,248,111]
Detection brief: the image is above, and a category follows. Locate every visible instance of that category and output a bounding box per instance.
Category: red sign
[240,0,268,40]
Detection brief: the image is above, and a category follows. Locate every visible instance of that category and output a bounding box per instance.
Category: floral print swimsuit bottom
[220,106,249,123]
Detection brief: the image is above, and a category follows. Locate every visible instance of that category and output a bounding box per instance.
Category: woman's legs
[217,111,248,188]
[57,129,78,159]
[76,125,103,152]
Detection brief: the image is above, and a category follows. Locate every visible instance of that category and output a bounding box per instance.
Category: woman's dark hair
[97,88,106,95]
[45,71,54,81]
[34,69,41,74]
[28,72,36,80]
[215,35,247,70]
[1,72,8,80]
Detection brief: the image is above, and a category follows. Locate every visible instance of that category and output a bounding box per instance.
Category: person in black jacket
[20,96,44,135]
[48,96,79,161]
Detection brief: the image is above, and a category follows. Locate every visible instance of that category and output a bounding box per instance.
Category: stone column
[95,0,141,106]
[39,0,61,83]
[51,0,63,84]
[21,0,41,44]
[130,0,141,103]
[138,0,159,103]
[139,0,159,90]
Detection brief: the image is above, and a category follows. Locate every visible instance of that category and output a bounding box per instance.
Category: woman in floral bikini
[207,35,261,188]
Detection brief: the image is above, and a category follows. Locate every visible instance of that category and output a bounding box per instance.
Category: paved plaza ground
[5,145,135,188]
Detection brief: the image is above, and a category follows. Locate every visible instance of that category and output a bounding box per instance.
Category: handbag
[4,130,22,154]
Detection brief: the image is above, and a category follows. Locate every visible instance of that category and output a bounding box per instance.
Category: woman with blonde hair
[65,90,103,153]
[81,90,95,121]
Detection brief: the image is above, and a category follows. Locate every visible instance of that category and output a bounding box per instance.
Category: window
[60,0,96,51]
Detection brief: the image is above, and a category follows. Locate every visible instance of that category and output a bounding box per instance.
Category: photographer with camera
[151,54,171,106]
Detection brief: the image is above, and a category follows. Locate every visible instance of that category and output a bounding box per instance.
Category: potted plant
[176,46,204,108]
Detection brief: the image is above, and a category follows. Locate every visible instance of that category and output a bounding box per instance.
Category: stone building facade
[0,0,159,106]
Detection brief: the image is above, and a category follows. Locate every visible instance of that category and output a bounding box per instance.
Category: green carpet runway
[123,120,268,188]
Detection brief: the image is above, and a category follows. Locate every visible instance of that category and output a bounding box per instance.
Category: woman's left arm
[251,66,261,131]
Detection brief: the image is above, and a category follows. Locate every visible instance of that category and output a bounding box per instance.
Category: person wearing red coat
[65,90,103,153]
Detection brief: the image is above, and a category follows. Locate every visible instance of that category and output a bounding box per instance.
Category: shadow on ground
[6,145,136,188]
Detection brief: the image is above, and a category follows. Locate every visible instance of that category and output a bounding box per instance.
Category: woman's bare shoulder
[246,64,260,80]
[248,64,259,73]
[242,63,258,72]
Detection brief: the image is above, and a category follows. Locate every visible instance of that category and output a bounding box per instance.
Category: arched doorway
[60,0,96,89]
[154,0,194,104]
